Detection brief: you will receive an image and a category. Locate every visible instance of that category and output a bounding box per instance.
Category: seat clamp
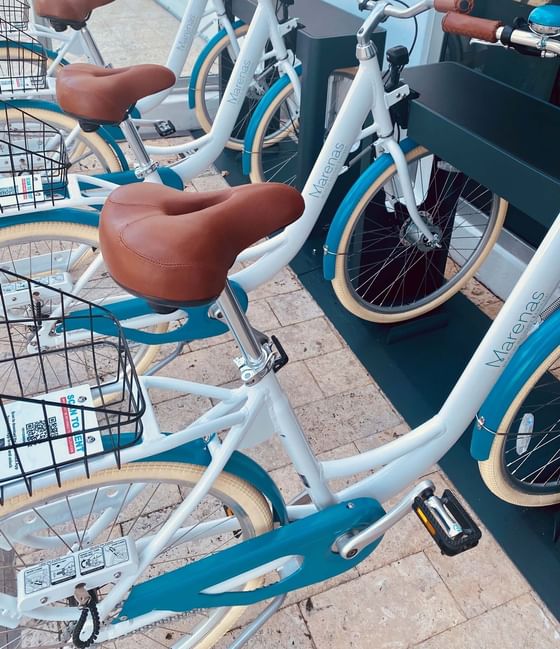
[134,160,160,180]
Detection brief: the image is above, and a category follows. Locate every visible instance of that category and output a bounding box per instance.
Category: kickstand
[145,341,188,376]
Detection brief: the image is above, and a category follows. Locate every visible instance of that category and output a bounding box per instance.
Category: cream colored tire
[479,346,560,507]
[0,221,168,375]
[0,106,124,173]
[248,79,299,184]
[332,145,508,323]
[0,461,274,648]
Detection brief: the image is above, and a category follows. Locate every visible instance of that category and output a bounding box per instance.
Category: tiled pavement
[86,2,560,647]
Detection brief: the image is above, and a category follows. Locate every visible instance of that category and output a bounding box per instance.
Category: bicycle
[5,40,560,637]
[0,0,298,155]
[0,0,303,381]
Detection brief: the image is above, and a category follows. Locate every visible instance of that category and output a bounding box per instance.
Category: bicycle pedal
[413,488,481,556]
[155,120,176,138]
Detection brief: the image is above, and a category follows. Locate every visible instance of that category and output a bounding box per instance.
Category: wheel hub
[400,212,442,252]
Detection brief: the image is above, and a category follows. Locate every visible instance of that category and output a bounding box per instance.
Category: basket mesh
[0,269,145,497]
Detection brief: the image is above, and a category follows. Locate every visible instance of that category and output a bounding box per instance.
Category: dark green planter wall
[441,1,560,248]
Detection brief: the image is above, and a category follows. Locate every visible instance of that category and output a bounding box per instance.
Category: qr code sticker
[25,416,58,444]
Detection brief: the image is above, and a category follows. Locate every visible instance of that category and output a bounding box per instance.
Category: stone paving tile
[268,289,324,326]
[305,347,373,397]
[424,531,530,620]
[302,552,466,649]
[250,266,303,300]
[413,594,560,649]
[275,361,324,408]
[295,385,402,455]
[268,317,343,362]
[216,606,316,649]
[152,392,213,431]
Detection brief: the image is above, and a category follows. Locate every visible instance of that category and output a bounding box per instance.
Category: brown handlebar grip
[434,0,474,14]
[442,12,503,42]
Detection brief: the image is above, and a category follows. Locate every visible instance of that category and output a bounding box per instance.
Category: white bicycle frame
[3,206,560,634]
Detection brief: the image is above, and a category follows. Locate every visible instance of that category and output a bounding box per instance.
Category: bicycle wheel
[479,345,560,506]
[332,144,508,322]
[0,107,124,174]
[194,24,282,151]
[248,69,358,185]
[0,221,170,388]
[0,461,273,647]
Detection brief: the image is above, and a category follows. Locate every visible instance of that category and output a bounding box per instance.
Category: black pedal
[155,120,176,138]
[413,489,481,557]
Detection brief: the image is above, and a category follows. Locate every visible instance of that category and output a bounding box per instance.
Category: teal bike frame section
[241,64,302,175]
[64,281,248,344]
[471,307,560,460]
[120,496,384,617]
[188,20,245,109]
[323,138,418,281]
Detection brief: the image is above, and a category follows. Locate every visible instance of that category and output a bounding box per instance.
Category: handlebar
[442,12,560,57]
[357,0,473,48]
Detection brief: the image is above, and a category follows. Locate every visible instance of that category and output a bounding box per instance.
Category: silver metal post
[214,282,268,373]
[119,118,159,178]
[80,27,107,66]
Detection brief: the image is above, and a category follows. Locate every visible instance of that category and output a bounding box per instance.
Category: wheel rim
[500,353,560,494]
[0,470,262,647]
[341,150,502,315]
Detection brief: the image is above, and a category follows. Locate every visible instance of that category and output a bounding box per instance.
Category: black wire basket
[0,0,29,30]
[0,18,47,92]
[0,100,69,211]
[0,268,146,498]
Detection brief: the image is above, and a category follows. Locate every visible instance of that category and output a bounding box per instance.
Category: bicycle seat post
[213,281,270,382]
[120,117,160,180]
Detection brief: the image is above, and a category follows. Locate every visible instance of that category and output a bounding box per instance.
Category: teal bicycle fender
[323,137,418,280]
[188,20,245,109]
[0,207,99,228]
[120,496,384,617]
[471,306,560,460]
[241,64,302,175]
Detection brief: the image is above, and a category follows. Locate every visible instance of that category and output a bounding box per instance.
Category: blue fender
[0,207,100,229]
[241,64,302,175]
[188,20,245,109]
[322,138,419,280]
[5,98,130,171]
[471,308,560,460]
